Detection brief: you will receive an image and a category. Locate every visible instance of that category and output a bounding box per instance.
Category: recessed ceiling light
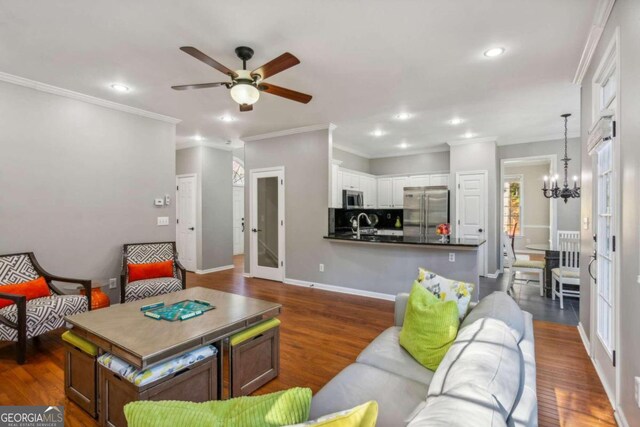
[219,115,235,122]
[194,135,204,141]
[449,118,463,125]
[399,142,409,149]
[371,130,385,137]
[110,83,130,92]
[484,47,505,58]
[463,132,475,139]
[395,112,412,120]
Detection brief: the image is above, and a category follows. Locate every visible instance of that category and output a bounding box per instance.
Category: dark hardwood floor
[0,255,615,426]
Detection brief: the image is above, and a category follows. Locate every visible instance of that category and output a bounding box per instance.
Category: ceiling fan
[171,46,312,112]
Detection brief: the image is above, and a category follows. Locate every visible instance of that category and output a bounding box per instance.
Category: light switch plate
[109,278,117,290]
[154,198,164,206]
[449,253,455,262]
[157,216,169,226]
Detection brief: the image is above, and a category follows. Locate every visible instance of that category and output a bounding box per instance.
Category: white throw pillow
[417,268,474,319]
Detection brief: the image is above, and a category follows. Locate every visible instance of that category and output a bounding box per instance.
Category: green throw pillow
[399,281,460,370]
[124,387,312,427]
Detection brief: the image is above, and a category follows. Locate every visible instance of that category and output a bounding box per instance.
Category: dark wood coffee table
[65,287,282,397]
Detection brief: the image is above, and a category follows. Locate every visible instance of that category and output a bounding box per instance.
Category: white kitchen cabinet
[430,174,449,187]
[331,164,342,208]
[408,175,430,187]
[342,172,361,190]
[392,177,407,208]
[377,178,393,208]
[361,176,377,208]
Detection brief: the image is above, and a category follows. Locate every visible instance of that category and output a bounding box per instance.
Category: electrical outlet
[157,216,169,226]
[449,253,455,262]
[635,377,640,408]
[319,264,325,272]
[109,278,117,289]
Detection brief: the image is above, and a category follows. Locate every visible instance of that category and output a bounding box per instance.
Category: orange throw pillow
[0,277,51,309]
[128,260,174,282]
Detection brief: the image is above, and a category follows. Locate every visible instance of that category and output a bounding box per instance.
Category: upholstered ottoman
[63,331,99,418]
[229,318,281,397]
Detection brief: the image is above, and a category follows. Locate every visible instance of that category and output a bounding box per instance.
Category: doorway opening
[232,157,245,256]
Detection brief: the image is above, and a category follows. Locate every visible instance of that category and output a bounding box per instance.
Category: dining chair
[552,233,580,309]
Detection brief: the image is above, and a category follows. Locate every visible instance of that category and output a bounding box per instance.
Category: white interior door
[233,187,245,255]
[456,171,488,276]
[250,168,285,281]
[176,174,197,272]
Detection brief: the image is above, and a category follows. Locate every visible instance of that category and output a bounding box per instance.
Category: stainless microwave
[343,190,364,209]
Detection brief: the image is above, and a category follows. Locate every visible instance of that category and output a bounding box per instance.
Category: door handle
[588,254,597,282]
[251,228,263,233]
[188,227,195,231]
[478,228,484,233]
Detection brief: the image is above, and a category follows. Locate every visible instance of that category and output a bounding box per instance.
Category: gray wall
[0,81,176,302]
[450,140,499,275]
[244,129,481,300]
[176,146,233,271]
[370,151,450,175]
[498,137,581,232]
[332,147,370,173]
[580,0,640,423]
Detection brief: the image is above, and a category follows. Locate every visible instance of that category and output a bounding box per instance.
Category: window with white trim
[503,175,523,236]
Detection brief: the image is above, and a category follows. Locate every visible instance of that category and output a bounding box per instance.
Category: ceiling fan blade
[251,53,300,80]
[179,46,238,78]
[259,83,312,104]
[240,104,253,112]
[171,82,228,91]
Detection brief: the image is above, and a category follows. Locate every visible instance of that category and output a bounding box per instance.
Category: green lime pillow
[124,387,312,427]
[399,281,460,371]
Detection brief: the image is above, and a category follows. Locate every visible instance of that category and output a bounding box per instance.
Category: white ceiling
[0,0,598,156]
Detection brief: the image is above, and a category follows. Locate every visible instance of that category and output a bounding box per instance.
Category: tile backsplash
[329,208,404,234]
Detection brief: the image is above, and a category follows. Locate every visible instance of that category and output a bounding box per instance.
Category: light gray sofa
[310,292,537,427]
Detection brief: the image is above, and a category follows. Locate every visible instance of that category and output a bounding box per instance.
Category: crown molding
[0,71,181,124]
[573,0,616,85]
[368,145,450,159]
[447,136,498,147]
[242,123,336,142]
[497,132,581,146]
[175,141,234,151]
[332,143,372,159]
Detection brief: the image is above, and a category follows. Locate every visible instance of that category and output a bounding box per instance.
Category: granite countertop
[324,232,486,248]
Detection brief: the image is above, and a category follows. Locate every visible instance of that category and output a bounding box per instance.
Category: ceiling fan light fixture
[484,47,505,57]
[230,83,260,106]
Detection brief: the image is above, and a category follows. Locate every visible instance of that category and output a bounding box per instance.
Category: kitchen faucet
[355,212,372,239]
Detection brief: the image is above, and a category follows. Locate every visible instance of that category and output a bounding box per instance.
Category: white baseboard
[195,265,234,275]
[577,322,591,357]
[615,409,629,427]
[242,273,253,278]
[485,270,501,279]
[283,278,396,301]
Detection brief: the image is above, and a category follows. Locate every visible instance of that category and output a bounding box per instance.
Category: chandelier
[542,113,580,203]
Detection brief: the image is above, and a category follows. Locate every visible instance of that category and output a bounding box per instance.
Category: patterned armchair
[120,242,186,303]
[0,252,91,364]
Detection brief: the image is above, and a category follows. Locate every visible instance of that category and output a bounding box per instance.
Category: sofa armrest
[394,293,410,327]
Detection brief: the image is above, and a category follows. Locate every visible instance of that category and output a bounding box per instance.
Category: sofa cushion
[292,401,378,427]
[0,294,88,341]
[428,318,521,418]
[310,363,428,427]
[508,312,537,427]
[408,384,507,427]
[399,282,459,370]
[461,291,525,342]
[356,327,434,386]
[124,278,182,302]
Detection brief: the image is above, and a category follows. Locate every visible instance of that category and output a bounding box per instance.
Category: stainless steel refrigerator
[403,186,450,238]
